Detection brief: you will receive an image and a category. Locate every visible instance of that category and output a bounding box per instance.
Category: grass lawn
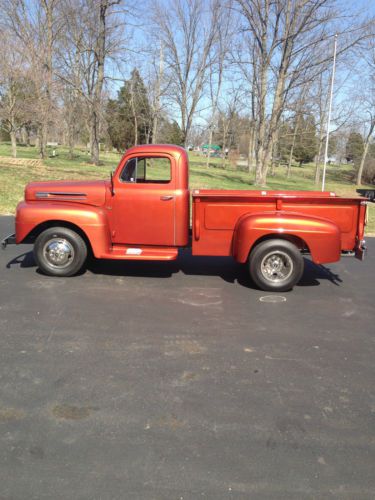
[0,142,374,234]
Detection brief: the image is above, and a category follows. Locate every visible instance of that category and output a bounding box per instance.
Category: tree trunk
[256,147,272,186]
[91,137,100,165]
[255,65,268,185]
[152,114,158,144]
[145,126,151,144]
[205,128,213,168]
[357,120,375,186]
[38,124,46,159]
[130,76,138,145]
[90,111,100,165]
[38,0,54,160]
[68,127,75,160]
[184,114,193,148]
[256,70,286,185]
[247,126,254,173]
[21,127,27,146]
[10,131,17,158]
[287,123,299,179]
[270,131,279,176]
[25,126,31,146]
[221,122,228,169]
[152,42,164,144]
[38,122,47,159]
[90,0,108,165]
[287,142,294,179]
[134,114,138,145]
[35,132,40,150]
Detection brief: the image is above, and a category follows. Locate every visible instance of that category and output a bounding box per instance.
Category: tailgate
[355,200,368,260]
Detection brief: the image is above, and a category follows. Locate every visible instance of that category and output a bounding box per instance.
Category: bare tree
[230,19,259,172]
[285,85,312,178]
[205,5,231,167]
[61,84,86,159]
[355,32,375,186]
[216,90,242,168]
[311,71,331,184]
[57,0,125,165]
[357,114,375,186]
[150,43,165,144]
[0,35,34,157]
[0,0,61,158]
[144,41,169,144]
[234,0,368,186]
[310,60,359,185]
[153,0,222,146]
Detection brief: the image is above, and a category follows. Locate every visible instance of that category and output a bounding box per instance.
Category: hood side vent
[36,192,87,199]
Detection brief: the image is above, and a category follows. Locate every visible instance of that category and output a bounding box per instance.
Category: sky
[104,0,375,139]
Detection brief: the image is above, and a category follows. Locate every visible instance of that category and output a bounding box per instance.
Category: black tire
[248,239,304,292]
[34,227,87,277]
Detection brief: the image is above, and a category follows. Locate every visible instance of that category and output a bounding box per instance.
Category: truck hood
[25,180,109,207]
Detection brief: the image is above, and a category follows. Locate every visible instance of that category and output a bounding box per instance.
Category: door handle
[160,195,174,201]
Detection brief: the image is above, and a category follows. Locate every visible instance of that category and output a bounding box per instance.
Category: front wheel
[248,239,304,292]
[34,227,87,277]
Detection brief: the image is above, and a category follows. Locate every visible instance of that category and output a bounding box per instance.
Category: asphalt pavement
[0,215,374,499]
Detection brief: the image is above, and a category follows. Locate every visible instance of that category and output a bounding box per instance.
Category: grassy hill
[0,142,374,234]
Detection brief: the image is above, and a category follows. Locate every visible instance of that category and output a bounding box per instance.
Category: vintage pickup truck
[2,144,368,291]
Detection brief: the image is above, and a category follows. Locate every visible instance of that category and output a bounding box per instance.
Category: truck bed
[191,189,367,260]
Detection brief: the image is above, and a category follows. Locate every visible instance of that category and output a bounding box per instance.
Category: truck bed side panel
[192,191,364,264]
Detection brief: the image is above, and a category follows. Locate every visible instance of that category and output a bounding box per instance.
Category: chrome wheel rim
[260,250,293,283]
[43,238,74,269]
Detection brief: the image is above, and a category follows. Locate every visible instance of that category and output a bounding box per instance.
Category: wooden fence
[0,157,44,168]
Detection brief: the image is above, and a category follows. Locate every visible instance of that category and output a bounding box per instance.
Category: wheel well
[23,221,93,255]
[250,234,310,256]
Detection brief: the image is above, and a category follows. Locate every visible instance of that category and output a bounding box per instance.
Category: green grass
[0,143,117,214]
[0,142,374,234]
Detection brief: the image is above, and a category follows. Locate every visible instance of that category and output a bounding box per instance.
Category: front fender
[233,211,341,264]
[15,201,111,258]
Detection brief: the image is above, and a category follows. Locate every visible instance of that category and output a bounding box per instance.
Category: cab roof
[125,144,187,160]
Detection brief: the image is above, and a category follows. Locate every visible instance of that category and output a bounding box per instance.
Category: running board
[101,245,178,261]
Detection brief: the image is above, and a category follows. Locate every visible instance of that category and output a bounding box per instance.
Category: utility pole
[322,34,338,192]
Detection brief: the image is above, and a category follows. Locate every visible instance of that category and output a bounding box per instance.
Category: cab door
[111,155,176,246]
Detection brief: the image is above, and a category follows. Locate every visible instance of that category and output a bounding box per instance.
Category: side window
[120,156,171,183]
[136,158,145,182]
[145,158,171,183]
[121,157,137,182]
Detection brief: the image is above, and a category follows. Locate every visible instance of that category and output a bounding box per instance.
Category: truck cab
[109,145,189,247]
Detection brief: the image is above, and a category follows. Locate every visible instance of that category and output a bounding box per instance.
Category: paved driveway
[0,216,374,499]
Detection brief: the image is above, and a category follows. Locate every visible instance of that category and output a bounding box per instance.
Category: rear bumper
[1,233,16,250]
[355,239,367,261]
[340,240,367,261]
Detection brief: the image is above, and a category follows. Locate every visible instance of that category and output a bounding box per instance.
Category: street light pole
[322,34,338,192]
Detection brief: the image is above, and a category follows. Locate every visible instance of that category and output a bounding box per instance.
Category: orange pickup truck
[2,144,368,291]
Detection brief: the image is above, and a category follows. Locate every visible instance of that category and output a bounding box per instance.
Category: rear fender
[233,212,341,264]
[16,201,111,258]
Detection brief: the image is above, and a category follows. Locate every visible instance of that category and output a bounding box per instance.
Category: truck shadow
[87,247,342,289]
[6,249,342,289]
[298,259,342,287]
[6,251,36,269]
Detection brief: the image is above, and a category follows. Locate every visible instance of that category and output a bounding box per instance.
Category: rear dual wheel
[34,227,87,277]
[248,239,304,292]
